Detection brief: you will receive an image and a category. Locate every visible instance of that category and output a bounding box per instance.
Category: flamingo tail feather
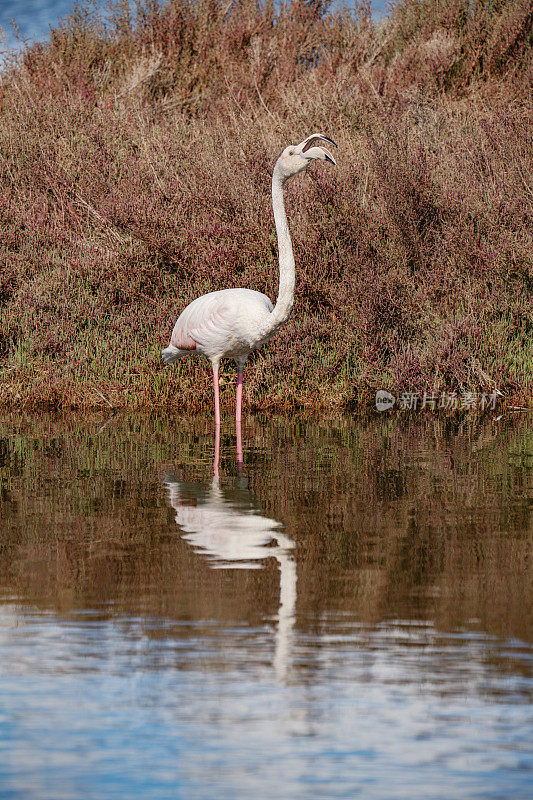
[162,345,183,365]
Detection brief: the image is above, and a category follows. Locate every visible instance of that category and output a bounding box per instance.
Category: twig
[91,386,115,410]
[147,159,171,201]
[75,194,127,245]
[254,78,276,120]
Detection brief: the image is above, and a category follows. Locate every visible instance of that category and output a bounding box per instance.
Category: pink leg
[213,422,220,478]
[213,361,221,428]
[236,418,243,472]
[236,370,243,424]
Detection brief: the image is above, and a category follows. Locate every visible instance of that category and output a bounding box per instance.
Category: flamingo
[162,133,337,426]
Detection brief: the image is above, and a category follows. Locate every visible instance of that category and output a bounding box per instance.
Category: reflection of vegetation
[0,414,530,646]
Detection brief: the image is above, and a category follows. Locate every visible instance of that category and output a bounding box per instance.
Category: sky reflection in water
[0,413,531,799]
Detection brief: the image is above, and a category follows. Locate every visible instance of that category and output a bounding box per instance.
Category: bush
[0,0,531,410]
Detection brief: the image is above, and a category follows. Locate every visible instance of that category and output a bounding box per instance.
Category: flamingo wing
[187,305,236,352]
[169,292,238,354]
[170,327,197,351]
[170,289,273,356]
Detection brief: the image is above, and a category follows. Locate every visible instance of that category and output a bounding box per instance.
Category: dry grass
[0,0,531,411]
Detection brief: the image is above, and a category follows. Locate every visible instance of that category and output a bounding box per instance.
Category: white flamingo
[162,133,337,426]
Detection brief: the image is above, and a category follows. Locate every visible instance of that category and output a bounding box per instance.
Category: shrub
[0,0,531,410]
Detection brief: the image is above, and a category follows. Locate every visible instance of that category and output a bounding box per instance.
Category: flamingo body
[162,288,273,367]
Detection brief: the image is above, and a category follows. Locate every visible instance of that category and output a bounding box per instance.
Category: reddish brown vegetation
[0,0,531,411]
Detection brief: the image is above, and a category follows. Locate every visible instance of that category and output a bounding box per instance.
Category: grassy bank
[0,0,531,411]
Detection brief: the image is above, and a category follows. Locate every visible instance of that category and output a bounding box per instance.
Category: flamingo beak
[316,134,337,148]
[300,133,338,152]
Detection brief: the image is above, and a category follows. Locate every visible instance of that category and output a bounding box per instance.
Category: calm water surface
[0,413,531,799]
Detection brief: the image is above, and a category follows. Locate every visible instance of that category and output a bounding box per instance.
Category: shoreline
[0,379,529,414]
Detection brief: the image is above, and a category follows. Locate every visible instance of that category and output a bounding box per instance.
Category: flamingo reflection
[165,424,296,680]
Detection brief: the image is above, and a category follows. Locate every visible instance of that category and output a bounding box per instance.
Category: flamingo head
[276,133,337,180]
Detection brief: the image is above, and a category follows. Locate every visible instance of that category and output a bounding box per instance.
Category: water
[0,0,78,50]
[0,0,388,54]
[0,412,531,799]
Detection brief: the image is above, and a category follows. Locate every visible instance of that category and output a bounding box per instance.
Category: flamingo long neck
[261,163,295,338]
